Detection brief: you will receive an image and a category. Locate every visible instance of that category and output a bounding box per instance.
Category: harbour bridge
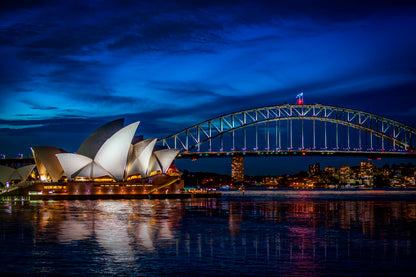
[159,104,416,178]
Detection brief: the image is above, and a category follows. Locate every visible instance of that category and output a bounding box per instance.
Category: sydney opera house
[0,119,183,197]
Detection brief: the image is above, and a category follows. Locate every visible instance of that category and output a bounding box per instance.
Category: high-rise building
[360,161,374,186]
[231,156,244,182]
[338,165,351,184]
[309,163,320,176]
[323,166,336,177]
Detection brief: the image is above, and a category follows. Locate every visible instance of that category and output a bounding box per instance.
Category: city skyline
[1,1,416,174]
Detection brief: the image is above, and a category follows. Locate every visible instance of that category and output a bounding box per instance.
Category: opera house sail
[0,164,35,185]
[152,149,181,174]
[76,118,125,159]
[126,138,157,178]
[56,121,140,181]
[31,146,66,181]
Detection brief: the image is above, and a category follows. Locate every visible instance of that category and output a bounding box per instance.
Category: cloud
[1,0,416,159]
[4,0,413,63]
[20,100,58,111]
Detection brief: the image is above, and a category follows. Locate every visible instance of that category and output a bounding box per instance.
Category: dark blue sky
[1,0,416,174]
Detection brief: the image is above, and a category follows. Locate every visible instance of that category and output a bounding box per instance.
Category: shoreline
[218,187,416,191]
[1,192,222,201]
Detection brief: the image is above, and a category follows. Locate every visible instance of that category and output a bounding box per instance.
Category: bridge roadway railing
[0,158,35,168]
[159,104,416,154]
[177,149,416,159]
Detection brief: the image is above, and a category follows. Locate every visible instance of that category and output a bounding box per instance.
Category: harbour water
[1,190,416,276]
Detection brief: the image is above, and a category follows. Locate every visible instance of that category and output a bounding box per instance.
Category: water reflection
[1,192,416,275]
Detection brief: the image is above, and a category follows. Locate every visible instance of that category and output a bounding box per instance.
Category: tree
[374,175,390,188]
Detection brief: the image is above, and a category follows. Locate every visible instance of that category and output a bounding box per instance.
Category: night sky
[1,1,416,174]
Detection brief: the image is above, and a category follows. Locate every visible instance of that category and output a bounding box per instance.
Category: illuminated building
[28,119,181,183]
[338,165,351,184]
[309,163,320,176]
[323,166,336,177]
[360,161,374,186]
[231,156,244,182]
[404,176,415,187]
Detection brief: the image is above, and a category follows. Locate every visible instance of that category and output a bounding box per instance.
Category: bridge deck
[178,150,416,159]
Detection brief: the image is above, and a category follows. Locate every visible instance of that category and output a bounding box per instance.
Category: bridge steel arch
[160,104,416,156]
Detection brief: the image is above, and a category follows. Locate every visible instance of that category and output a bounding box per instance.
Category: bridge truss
[160,104,416,158]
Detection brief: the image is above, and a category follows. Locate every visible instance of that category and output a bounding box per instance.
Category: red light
[296,92,304,105]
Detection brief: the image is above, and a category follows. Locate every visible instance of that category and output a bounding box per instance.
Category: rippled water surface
[1,191,416,276]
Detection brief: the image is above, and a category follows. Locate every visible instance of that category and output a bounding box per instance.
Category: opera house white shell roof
[31,146,66,182]
[126,138,157,178]
[153,149,181,174]
[30,118,180,182]
[57,121,140,181]
[0,164,35,185]
[77,118,125,159]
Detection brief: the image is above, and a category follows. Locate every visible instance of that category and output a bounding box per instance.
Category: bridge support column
[231,156,244,182]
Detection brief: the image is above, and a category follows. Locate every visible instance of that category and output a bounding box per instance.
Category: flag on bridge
[296,92,304,105]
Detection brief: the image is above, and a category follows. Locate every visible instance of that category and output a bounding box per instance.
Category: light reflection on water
[1,191,416,276]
